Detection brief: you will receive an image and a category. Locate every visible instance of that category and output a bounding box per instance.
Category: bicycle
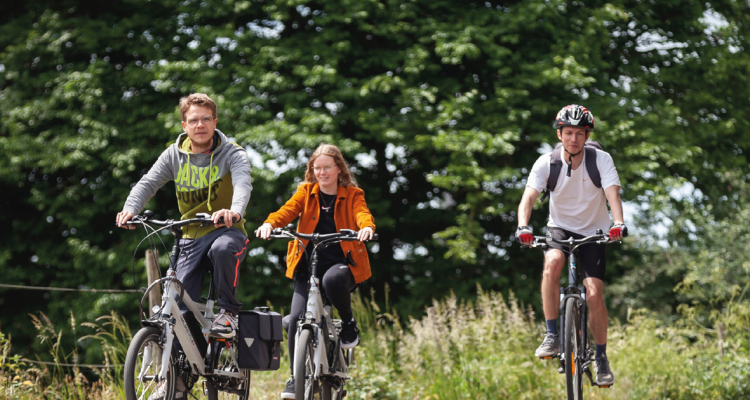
[122,211,251,400]
[522,230,618,400]
[265,226,377,400]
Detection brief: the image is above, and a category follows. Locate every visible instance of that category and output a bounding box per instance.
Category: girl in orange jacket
[256,144,375,399]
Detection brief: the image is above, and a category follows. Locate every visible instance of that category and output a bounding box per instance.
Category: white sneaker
[534,334,560,358]
[210,309,237,339]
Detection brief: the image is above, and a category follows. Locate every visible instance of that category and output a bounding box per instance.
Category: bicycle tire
[206,340,251,400]
[564,299,584,400]
[296,329,325,400]
[124,326,177,400]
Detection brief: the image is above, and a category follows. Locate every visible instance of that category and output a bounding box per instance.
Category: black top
[306,191,346,271]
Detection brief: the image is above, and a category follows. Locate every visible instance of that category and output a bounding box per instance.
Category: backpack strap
[541,145,563,203]
[584,146,602,188]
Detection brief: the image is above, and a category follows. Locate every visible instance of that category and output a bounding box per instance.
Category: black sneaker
[209,309,237,339]
[595,354,615,386]
[280,377,295,399]
[340,318,360,349]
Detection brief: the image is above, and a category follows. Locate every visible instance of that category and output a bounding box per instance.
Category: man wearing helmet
[515,104,626,387]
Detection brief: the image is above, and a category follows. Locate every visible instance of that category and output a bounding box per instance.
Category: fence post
[145,249,161,314]
[718,322,725,359]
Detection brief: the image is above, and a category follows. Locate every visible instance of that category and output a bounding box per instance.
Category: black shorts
[544,227,606,281]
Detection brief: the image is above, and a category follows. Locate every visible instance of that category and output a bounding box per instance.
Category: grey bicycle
[266,227,376,400]
[122,211,249,400]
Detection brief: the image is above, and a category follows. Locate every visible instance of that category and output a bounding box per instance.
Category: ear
[181,120,187,131]
[585,131,591,140]
[556,129,562,141]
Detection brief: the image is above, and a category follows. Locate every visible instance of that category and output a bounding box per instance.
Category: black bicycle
[264,226,377,400]
[522,230,618,400]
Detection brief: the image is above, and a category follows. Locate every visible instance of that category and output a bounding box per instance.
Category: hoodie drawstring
[206,152,214,212]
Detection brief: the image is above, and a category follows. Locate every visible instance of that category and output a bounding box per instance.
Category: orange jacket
[263,183,376,283]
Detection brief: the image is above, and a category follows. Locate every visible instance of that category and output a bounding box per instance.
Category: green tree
[3,0,750,362]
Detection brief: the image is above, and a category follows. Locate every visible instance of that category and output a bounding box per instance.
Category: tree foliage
[3,0,750,360]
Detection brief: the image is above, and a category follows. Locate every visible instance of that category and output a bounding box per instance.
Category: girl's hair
[302,144,358,188]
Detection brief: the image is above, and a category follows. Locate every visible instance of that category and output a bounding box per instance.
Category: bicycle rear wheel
[124,326,177,400]
[564,299,584,400]
[206,339,251,400]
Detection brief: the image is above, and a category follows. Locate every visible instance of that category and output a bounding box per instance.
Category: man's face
[557,126,589,154]
[181,105,217,149]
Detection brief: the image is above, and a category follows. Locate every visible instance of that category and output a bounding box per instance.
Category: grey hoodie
[123,129,252,238]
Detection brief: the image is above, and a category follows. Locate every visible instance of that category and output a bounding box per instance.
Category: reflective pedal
[598,384,611,389]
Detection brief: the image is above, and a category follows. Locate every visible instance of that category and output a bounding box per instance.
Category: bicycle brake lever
[340,229,357,237]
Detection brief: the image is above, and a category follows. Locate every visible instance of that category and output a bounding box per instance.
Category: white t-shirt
[527,146,621,236]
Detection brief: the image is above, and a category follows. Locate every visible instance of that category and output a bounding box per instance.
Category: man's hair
[179,93,217,121]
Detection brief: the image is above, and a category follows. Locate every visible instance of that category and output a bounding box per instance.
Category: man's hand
[212,209,241,228]
[609,223,628,241]
[515,226,534,245]
[256,223,274,240]
[358,226,374,242]
[116,211,135,229]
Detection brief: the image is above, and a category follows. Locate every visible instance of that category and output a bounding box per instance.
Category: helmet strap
[563,146,582,177]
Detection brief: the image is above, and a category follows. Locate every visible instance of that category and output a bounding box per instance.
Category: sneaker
[148,378,186,400]
[280,377,295,399]
[340,318,360,349]
[595,355,615,386]
[534,333,560,358]
[209,309,237,339]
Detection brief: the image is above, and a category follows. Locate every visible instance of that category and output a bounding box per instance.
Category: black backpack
[540,141,603,203]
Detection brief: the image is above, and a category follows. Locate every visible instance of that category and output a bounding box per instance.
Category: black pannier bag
[238,307,283,370]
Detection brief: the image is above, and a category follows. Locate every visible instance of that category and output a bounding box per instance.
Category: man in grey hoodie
[116,93,252,340]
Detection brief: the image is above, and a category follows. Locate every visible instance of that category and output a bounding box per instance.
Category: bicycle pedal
[539,355,557,360]
[596,384,612,389]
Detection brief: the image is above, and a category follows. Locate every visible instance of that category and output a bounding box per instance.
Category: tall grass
[3,288,749,399]
[348,286,750,400]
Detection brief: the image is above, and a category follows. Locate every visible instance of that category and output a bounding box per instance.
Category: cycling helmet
[553,104,595,131]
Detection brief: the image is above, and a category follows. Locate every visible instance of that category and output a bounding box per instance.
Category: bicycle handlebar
[261,227,379,242]
[121,212,239,228]
[522,233,615,252]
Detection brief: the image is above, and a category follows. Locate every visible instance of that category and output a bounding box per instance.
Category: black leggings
[288,263,356,370]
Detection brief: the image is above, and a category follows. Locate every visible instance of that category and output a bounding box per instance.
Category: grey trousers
[175,227,248,315]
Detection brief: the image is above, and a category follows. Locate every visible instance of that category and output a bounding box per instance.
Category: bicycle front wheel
[295,329,322,400]
[206,339,251,400]
[124,326,177,400]
[564,299,584,400]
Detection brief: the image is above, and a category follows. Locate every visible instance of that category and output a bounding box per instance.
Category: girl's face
[312,155,340,187]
